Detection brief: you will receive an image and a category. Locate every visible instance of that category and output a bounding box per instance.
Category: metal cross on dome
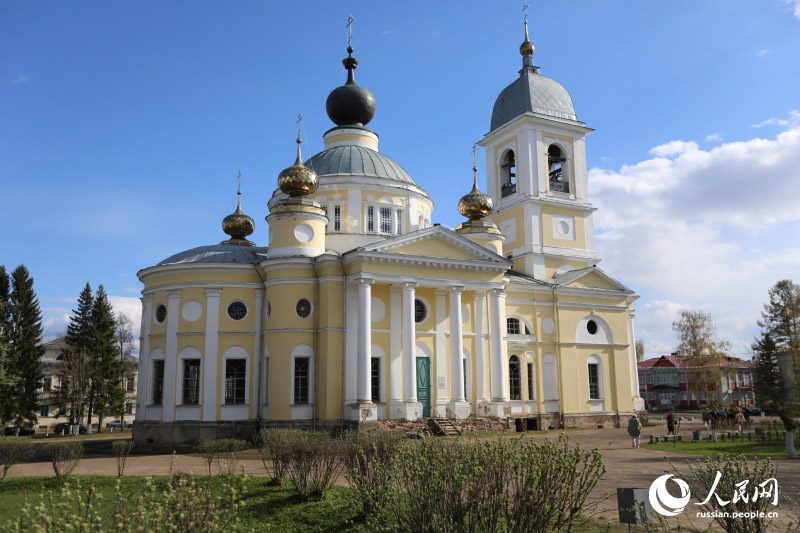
[523,3,529,24]
[346,14,355,47]
[471,144,479,167]
[237,170,242,193]
[297,113,303,138]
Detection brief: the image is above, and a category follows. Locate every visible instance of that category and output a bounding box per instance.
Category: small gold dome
[520,19,534,56]
[222,190,255,245]
[278,138,319,197]
[458,168,494,221]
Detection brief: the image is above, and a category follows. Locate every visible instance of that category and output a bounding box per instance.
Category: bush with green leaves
[0,437,35,480]
[350,435,606,532]
[341,429,404,517]
[0,475,246,532]
[283,430,343,501]
[196,439,222,476]
[214,438,248,475]
[254,428,295,486]
[111,440,134,477]
[45,441,83,479]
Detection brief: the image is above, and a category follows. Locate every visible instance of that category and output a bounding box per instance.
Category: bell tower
[478,12,599,281]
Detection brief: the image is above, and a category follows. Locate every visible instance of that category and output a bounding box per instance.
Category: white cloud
[704,133,723,143]
[108,295,142,336]
[756,49,770,57]
[788,0,800,19]
[40,295,141,343]
[591,122,800,357]
[600,156,615,162]
[752,109,800,128]
[11,73,30,84]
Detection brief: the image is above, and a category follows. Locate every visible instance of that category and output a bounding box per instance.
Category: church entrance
[416,357,431,417]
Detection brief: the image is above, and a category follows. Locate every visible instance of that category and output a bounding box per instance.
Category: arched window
[548,145,569,193]
[509,355,521,400]
[500,150,516,198]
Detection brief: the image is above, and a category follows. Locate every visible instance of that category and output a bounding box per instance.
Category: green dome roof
[491,71,577,131]
[158,244,268,266]
[305,145,416,185]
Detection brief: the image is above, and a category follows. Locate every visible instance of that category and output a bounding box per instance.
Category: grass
[644,437,795,459]
[0,475,656,532]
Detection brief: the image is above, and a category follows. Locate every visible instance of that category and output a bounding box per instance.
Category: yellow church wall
[541,204,587,249]
[176,287,207,333]
[264,282,316,332]
[142,270,261,288]
[219,287,258,332]
[148,337,166,356]
[489,205,525,249]
[268,214,326,252]
[148,292,169,336]
[317,279,345,330]
[563,273,624,291]
[543,258,591,279]
[387,240,477,261]
[263,330,314,420]
[315,329,343,420]
[370,285,391,331]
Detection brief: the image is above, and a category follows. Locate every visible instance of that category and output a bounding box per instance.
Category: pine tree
[0,266,12,423]
[90,286,125,430]
[7,265,44,426]
[58,283,94,425]
[758,280,800,353]
[753,331,798,458]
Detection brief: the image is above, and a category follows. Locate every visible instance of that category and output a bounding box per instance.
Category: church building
[134,17,645,444]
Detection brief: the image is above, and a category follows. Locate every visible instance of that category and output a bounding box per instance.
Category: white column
[489,289,507,401]
[135,294,153,421]
[402,282,418,402]
[473,290,487,402]
[162,289,181,422]
[389,286,403,412]
[356,279,374,403]
[202,289,221,421]
[628,310,645,411]
[344,283,358,403]
[449,287,465,402]
[434,288,447,409]
[253,289,263,418]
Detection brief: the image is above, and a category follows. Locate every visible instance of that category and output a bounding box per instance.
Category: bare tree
[635,339,645,363]
[672,309,730,405]
[115,314,137,425]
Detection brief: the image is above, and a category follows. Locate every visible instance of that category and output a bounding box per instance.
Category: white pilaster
[344,283,358,404]
[434,288,448,415]
[473,290,487,402]
[253,289,263,419]
[202,289,221,421]
[479,288,510,418]
[135,294,153,421]
[162,289,181,422]
[389,285,403,418]
[448,286,470,419]
[628,310,645,411]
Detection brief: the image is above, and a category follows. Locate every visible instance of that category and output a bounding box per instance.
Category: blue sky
[2,1,799,358]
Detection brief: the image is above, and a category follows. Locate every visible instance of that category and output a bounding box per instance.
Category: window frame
[151,359,165,406]
[293,356,311,404]
[527,362,535,401]
[224,358,247,405]
[181,358,201,405]
[227,301,248,321]
[509,355,522,401]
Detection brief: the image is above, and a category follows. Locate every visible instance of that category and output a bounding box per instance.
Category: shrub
[254,428,295,486]
[214,438,248,475]
[196,439,222,476]
[46,441,83,478]
[284,430,343,501]
[1,475,246,532]
[341,429,404,517]
[0,437,35,480]
[111,440,135,477]
[350,435,606,532]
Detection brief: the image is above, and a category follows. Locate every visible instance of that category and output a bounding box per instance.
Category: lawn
[0,475,661,532]
[644,438,795,459]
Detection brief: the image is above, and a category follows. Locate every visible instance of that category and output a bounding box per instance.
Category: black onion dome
[325,46,376,127]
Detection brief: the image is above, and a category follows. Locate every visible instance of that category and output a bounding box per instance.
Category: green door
[416,357,431,417]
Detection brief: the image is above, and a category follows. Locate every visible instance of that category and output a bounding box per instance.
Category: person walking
[628,413,643,448]
[666,408,676,436]
[735,409,745,433]
[702,409,710,430]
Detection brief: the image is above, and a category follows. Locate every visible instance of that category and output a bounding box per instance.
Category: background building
[638,354,755,409]
[134,18,644,445]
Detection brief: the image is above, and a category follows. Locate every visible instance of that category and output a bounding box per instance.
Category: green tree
[58,283,94,425]
[90,286,125,431]
[6,265,44,427]
[0,267,13,423]
[754,280,800,459]
[672,309,730,405]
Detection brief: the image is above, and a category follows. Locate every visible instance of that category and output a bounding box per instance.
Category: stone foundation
[133,420,260,447]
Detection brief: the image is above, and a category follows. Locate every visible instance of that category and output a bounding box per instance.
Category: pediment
[357,226,508,264]
[555,267,632,293]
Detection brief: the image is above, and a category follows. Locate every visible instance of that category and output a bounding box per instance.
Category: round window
[414,299,427,324]
[296,299,312,318]
[587,319,598,335]
[227,301,247,321]
[154,304,167,323]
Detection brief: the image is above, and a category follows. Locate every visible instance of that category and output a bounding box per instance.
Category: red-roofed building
[637,354,755,409]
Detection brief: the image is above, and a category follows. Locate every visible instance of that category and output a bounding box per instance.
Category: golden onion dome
[278,137,319,197]
[520,19,535,56]
[221,190,255,245]
[458,167,494,221]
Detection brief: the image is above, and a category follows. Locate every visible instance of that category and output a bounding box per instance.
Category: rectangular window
[506,317,520,335]
[588,363,600,400]
[294,357,310,404]
[395,209,402,234]
[40,404,49,417]
[42,377,52,392]
[126,379,135,392]
[334,205,341,232]
[527,363,534,401]
[371,357,380,402]
[380,207,392,234]
[367,205,374,232]
[225,359,246,405]
[126,403,133,415]
[152,360,165,405]
[182,359,201,405]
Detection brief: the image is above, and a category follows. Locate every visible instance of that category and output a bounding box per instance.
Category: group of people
[702,406,750,432]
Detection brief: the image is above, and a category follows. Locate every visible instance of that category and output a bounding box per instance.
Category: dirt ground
[6,415,799,530]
